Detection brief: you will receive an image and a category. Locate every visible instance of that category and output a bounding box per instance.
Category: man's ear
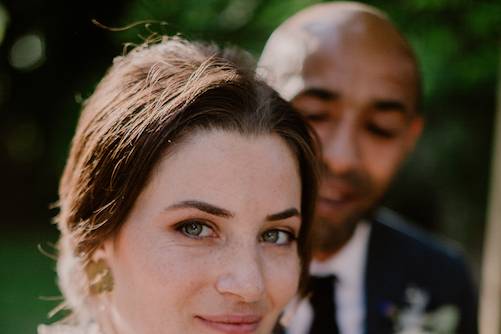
[405,115,424,153]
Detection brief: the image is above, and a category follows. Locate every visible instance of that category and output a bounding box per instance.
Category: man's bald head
[258,1,420,106]
[259,2,424,253]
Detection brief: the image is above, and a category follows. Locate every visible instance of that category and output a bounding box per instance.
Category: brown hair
[56,36,319,319]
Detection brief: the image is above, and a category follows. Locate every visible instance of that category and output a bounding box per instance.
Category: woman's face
[98,129,302,334]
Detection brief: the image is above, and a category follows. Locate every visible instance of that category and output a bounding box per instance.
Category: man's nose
[215,245,265,303]
[322,122,360,175]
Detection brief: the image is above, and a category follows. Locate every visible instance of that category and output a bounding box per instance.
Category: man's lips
[319,188,357,204]
[316,185,362,212]
[319,179,360,204]
[318,195,355,208]
[195,314,262,333]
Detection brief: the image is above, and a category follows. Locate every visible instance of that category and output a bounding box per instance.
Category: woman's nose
[215,245,265,303]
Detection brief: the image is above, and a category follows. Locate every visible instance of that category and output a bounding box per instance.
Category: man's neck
[311,215,376,262]
[312,234,353,262]
[310,221,372,278]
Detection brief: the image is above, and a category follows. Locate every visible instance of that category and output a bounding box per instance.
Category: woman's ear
[86,243,114,295]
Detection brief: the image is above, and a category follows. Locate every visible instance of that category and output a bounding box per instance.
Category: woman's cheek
[262,246,301,302]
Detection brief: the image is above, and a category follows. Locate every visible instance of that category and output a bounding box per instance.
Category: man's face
[291,42,423,241]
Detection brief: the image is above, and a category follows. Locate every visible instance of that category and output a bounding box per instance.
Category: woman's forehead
[139,129,302,215]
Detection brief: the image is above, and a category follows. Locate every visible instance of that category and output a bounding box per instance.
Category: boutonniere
[382,285,459,333]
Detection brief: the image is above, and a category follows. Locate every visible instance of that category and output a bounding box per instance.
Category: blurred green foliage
[0,0,498,332]
[0,229,60,332]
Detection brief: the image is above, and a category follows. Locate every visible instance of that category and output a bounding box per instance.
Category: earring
[86,258,114,294]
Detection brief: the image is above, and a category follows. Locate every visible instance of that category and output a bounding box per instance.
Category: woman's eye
[261,230,295,245]
[178,221,213,239]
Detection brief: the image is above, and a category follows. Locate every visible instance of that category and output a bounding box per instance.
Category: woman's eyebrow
[266,208,301,221]
[166,200,234,218]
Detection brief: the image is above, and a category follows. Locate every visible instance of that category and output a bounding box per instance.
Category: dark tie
[308,275,340,334]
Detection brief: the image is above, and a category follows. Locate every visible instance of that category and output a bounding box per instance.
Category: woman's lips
[195,314,262,333]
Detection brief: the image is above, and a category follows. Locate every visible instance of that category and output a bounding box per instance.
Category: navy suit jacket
[365,209,478,334]
[274,208,478,334]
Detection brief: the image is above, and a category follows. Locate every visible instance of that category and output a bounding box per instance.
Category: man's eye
[304,113,329,123]
[178,221,213,238]
[261,230,296,245]
[366,123,398,139]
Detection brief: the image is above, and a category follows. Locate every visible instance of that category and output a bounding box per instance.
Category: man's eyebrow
[296,87,339,101]
[166,200,233,218]
[373,100,407,114]
[266,208,301,221]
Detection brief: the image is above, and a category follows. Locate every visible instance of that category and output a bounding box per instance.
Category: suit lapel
[364,218,406,334]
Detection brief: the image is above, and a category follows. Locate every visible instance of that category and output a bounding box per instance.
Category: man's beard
[310,209,366,254]
[311,165,378,254]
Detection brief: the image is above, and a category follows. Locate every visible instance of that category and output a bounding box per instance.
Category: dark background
[0,0,499,332]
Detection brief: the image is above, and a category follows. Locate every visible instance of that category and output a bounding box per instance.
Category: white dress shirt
[282,221,371,334]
